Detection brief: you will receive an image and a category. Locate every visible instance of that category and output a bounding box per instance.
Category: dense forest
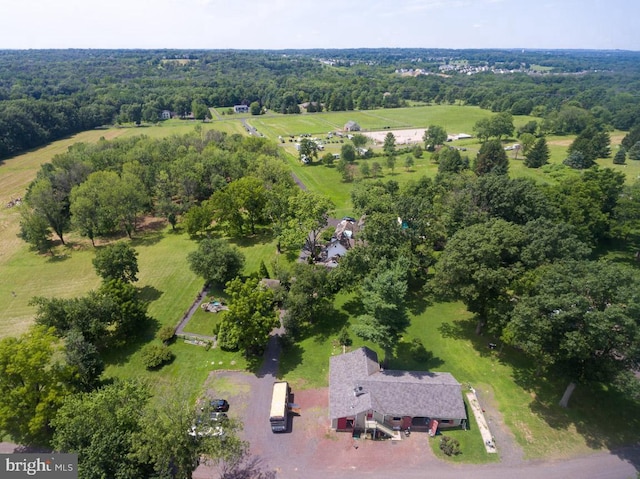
[2,48,640,158]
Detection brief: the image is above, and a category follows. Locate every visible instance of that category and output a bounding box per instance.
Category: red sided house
[329,347,467,438]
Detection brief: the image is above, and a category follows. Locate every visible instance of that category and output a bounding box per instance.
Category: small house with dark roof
[329,347,466,438]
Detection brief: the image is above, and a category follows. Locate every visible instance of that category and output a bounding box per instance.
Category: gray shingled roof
[329,347,466,420]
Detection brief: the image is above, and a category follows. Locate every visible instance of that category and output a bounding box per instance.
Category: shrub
[409,338,433,363]
[141,344,174,370]
[157,325,176,344]
[338,326,352,347]
[439,436,461,456]
[212,323,221,336]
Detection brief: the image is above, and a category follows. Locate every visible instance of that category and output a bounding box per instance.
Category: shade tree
[0,326,75,446]
[423,125,447,151]
[92,242,139,283]
[217,277,278,355]
[280,191,334,260]
[352,261,409,365]
[503,260,640,407]
[187,238,245,287]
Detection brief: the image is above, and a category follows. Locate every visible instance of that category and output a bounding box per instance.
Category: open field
[250,105,496,140]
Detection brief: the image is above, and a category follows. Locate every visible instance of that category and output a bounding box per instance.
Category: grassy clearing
[119,120,246,139]
[250,105,495,140]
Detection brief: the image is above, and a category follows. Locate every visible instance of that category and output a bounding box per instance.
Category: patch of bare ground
[475,386,525,465]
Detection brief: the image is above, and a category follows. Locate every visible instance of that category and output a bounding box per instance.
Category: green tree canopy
[92,242,139,283]
[433,218,525,335]
[25,177,69,245]
[353,261,409,364]
[217,277,278,355]
[423,125,447,151]
[383,132,396,157]
[187,238,245,287]
[282,263,335,338]
[211,176,267,235]
[341,143,356,163]
[437,147,469,175]
[524,137,550,168]
[474,139,509,176]
[503,260,640,407]
[51,380,152,479]
[613,146,627,165]
[0,326,74,446]
[280,191,334,260]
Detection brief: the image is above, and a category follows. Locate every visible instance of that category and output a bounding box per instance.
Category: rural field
[1,106,639,461]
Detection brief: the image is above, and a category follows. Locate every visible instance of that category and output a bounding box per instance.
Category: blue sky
[0,0,638,50]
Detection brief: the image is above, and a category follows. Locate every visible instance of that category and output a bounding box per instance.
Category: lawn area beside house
[278,297,640,461]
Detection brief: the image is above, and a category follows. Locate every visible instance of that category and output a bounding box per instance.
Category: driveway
[193,334,640,479]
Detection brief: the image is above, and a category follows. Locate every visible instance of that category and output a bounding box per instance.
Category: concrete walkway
[174,284,217,343]
[466,389,497,453]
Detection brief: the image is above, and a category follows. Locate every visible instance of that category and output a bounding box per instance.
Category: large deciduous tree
[187,238,245,287]
[503,260,640,407]
[32,279,150,347]
[25,177,69,245]
[92,242,139,283]
[423,125,447,151]
[217,277,278,355]
[282,263,335,338]
[211,176,267,235]
[281,191,334,260]
[340,143,356,163]
[51,380,152,479]
[433,218,525,335]
[0,326,74,446]
[353,262,409,365]
[298,138,318,162]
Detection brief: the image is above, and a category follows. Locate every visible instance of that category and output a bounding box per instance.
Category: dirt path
[290,172,307,191]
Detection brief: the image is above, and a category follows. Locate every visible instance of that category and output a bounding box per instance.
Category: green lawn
[183,307,226,337]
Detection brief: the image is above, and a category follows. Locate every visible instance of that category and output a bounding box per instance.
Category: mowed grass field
[2,108,639,461]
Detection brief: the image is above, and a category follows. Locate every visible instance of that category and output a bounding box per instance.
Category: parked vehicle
[210,399,229,412]
[269,381,290,433]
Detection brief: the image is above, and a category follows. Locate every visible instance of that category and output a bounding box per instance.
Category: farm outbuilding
[344,121,361,132]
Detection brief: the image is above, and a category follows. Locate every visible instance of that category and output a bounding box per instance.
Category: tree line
[2,48,640,159]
